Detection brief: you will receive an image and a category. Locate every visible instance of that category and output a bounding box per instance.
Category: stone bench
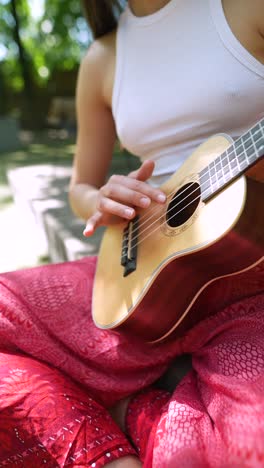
[7,153,139,264]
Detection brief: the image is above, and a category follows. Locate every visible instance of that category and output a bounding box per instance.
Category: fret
[234,139,247,170]
[227,147,240,178]
[215,157,222,177]
[242,135,250,167]
[252,127,262,144]
[246,123,264,164]
[257,141,264,155]
[234,140,244,155]
[212,159,220,189]
[218,154,226,185]
[251,130,259,165]
[199,168,213,198]
[255,123,264,157]
[246,142,256,160]
[241,130,252,149]
[209,161,217,187]
[226,148,232,177]
[220,152,230,181]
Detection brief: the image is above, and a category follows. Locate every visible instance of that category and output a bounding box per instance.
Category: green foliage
[0,0,92,94]
[36,0,91,79]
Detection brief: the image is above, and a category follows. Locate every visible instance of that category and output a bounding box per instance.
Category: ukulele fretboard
[199,118,264,202]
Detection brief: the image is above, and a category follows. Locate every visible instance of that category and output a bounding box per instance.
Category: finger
[109,175,166,204]
[129,160,155,181]
[98,196,135,220]
[83,211,103,237]
[101,184,151,209]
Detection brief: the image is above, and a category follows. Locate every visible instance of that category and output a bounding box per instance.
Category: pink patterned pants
[0,256,263,467]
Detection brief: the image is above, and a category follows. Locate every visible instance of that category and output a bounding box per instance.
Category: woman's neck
[128,0,172,17]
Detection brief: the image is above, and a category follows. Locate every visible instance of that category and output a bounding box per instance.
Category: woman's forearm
[68,183,99,222]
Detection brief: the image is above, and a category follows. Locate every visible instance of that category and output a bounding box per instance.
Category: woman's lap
[0,350,137,467]
[0,257,173,407]
[0,257,263,466]
[0,256,176,466]
[146,289,264,467]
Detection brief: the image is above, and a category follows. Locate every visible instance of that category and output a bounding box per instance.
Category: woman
[0,0,264,466]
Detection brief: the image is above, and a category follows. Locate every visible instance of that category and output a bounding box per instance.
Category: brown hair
[81,1,125,39]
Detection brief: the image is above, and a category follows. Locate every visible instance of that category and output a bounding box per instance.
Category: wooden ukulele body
[92,134,264,342]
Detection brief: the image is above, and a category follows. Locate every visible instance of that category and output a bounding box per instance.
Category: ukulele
[92,118,264,342]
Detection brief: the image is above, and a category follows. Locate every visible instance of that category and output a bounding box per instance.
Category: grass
[0,195,13,206]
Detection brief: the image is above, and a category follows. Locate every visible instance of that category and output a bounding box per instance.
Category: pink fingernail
[125,208,134,218]
[157,193,166,203]
[83,224,93,236]
[140,197,150,207]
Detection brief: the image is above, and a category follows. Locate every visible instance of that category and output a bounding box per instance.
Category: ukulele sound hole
[166,182,201,228]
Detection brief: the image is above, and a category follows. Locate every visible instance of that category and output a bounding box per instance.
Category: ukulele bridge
[121,215,139,277]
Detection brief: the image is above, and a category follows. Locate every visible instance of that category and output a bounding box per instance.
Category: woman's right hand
[83,160,167,236]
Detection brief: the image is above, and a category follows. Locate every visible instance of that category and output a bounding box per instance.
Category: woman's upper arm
[71,40,116,189]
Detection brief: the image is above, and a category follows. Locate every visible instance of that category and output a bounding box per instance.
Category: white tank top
[112,0,264,186]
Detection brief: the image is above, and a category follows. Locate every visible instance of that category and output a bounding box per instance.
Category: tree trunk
[0,69,8,116]
[10,0,34,99]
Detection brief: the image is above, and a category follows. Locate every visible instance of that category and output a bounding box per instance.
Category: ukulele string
[128,186,203,256]
[121,133,264,261]
[132,132,264,245]
[133,126,264,232]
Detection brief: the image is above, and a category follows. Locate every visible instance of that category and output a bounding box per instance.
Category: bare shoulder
[79,30,116,107]
[83,30,116,69]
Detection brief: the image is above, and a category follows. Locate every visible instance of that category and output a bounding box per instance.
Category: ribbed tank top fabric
[112,0,264,186]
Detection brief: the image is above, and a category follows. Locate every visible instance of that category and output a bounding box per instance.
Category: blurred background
[0,0,137,273]
[0,0,90,130]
